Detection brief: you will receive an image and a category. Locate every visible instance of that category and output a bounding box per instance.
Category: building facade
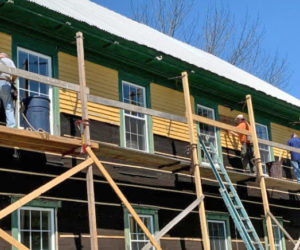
[0,0,299,249]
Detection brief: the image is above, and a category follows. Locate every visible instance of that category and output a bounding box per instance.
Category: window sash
[197,104,218,164]
[17,47,53,133]
[122,81,148,152]
[256,123,271,165]
[208,220,228,250]
[128,214,154,250]
[18,207,55,250]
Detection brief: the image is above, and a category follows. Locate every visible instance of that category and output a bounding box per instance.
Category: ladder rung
[234,205,242,209]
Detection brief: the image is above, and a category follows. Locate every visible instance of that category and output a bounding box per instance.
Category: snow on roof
[28,0,300,108]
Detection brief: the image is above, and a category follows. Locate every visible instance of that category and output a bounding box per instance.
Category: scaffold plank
[0,126,98,154]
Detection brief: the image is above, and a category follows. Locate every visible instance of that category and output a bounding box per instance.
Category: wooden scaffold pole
[246,95,275,250]
[181,71,211,250]
[76,31,99,250]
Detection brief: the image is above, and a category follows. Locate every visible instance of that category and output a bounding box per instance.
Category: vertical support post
[246,95,275,250]
[76,31,99,250]
[181,72,210,250]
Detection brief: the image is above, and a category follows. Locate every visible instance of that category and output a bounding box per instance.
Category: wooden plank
[0,158,93,220]
[293,237,300,250]
[76,31,98,250]
[258,138,300,154]
[141,196,204,250]
[265,177,300,192]
[268,211,295,244]
[86,147,162,250]
[0,228,29,250]
[0,126,98,154]
[87,95,186,123]
[0,64,87,93]
[192,114,251,136]
[246,94,275,250]
[181,72,210,250]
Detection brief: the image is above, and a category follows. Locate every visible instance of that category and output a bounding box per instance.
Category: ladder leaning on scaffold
[198,135,264,250]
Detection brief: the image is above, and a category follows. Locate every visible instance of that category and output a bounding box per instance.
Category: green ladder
[198,135,264,250]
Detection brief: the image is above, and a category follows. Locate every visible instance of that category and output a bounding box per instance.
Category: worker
[230,114,255,173]
[287,133,300,183]
[0,52,17,127]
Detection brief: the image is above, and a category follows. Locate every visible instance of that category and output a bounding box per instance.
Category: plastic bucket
[23,96,50,132]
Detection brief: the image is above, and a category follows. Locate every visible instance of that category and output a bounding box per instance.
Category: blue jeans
[0,80,15,127]
[291,160,300,182]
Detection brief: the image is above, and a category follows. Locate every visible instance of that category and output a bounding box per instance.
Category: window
[197,105,218,165]
[128,214,154,250]
[264,219,285,250]
[124,208,158,250]
[256,123,271,166]
[18,207,55,250]
[122,81,148,151]
[208,220,229,250]
[17,47,53,132]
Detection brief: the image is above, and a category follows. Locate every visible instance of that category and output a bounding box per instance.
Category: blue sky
[93,0,300,99]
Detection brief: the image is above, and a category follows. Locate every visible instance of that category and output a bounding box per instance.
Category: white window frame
[207,219,229,250]
[17,206,56,250]
[197,104,219,166]
[272,224,283,250]
[256,123,271,166]
[122,80,148,152]
[128,214,154,250]
[17,47,53,134]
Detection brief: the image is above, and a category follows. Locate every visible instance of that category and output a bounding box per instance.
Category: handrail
[0,64,87,94]
[1,63,298,156]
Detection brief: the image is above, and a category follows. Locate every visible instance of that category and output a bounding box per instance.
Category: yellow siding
[58,52,120,125]
[271,123,300,158]
[0,32,11,57]
[218,105,249,150]
[151,83,195,142]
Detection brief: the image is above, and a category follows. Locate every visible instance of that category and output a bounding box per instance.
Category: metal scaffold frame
[0,32,298,250]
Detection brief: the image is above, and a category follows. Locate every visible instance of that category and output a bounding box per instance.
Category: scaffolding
[0,32,299,250]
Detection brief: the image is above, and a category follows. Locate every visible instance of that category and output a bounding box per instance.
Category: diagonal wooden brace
[0,228,29,250]
[142,195,204,250]
[86,147,162,250]
[268,211,295,245]
[0,158,93,220]
[293,237,300,250]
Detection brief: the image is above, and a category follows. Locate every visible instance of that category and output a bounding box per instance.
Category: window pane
[42,211,50,230]
[42,232,51,250]
[20,231,30,248]
[123,83,130,102]
[31,210,41,230]
[20,209,30,230]
[29,54,39,73]
[32,232,41,250]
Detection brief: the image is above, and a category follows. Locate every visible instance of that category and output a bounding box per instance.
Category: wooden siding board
[58,52,120,125]
[0,32,11,57]
[151,83,196,142]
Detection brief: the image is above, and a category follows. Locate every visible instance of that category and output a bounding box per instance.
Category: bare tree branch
[130,1,291,89]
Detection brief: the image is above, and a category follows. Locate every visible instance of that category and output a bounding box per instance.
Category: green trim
[123,206,159,250]
[11,197,62,208]
[194,96,223,165]
[11,32,60,135]
[207,212,232,250]
[11,197,60,250]
[118,71,154,153]
[11,209,18,250]
[263,217,286,250]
